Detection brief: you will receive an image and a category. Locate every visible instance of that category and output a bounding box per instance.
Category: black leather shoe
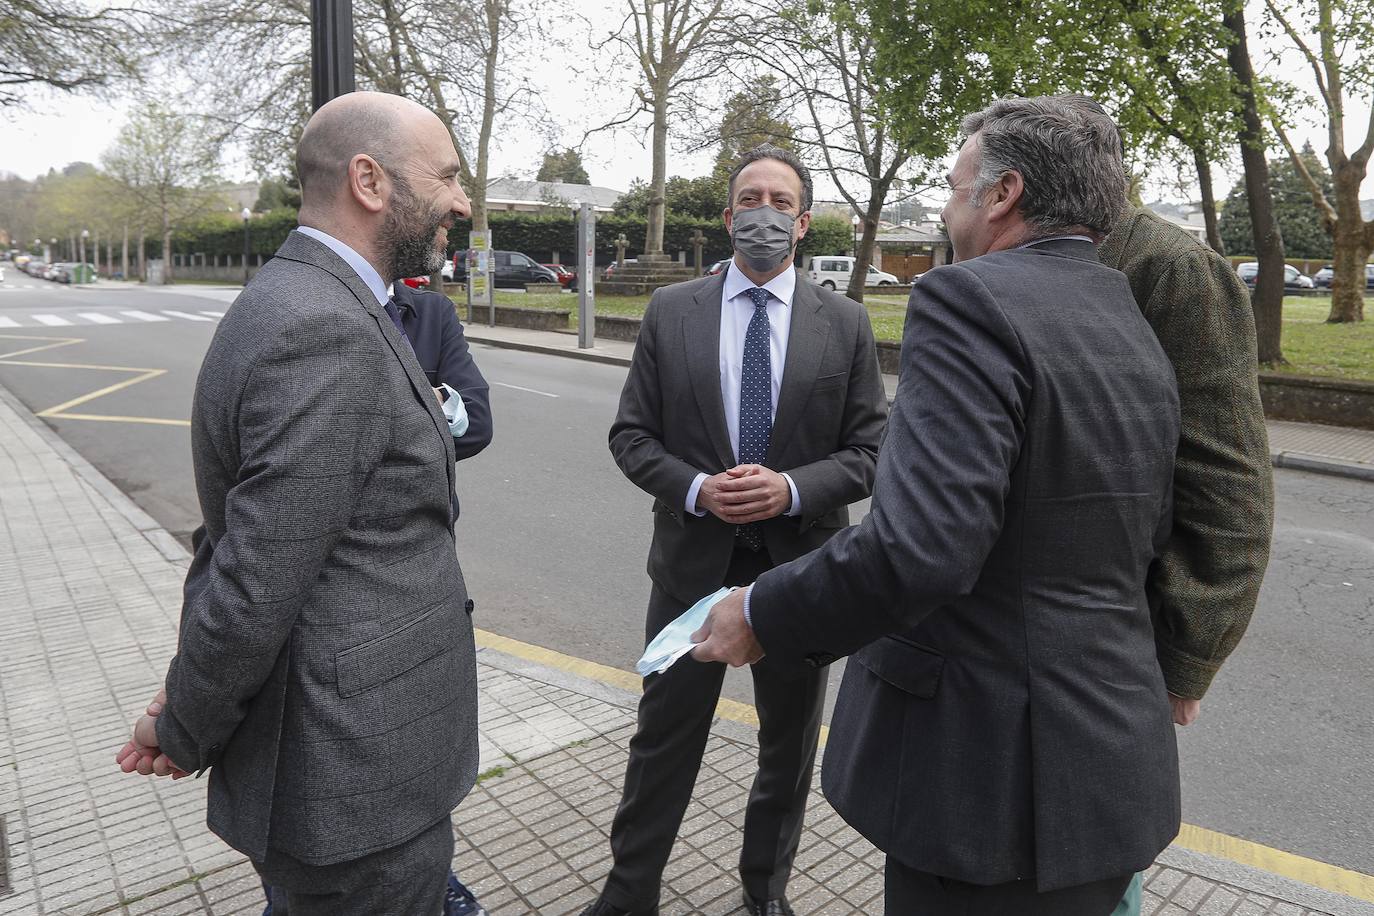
[576,899,657,916]
[742,891,797,916]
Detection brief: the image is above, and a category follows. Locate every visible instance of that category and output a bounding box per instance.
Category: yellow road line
[473,626,1372,903]
[0,334,185,426]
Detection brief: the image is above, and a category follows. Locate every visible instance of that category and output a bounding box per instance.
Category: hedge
[172,209,855,266]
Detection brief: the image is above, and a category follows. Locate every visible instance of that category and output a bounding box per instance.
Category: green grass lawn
[454,290,1373,383]
[1275,296,1374,382]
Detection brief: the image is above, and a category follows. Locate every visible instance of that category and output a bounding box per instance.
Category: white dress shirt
[685,261,801,517]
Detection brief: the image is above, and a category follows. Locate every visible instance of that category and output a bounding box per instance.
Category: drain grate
[0,813,8,894]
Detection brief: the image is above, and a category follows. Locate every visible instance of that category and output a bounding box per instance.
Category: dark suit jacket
[156,231,480,866]
[749,240,1182,891]
[609,270,888,605]
[1099,209,1274,700]
[391,282,493,463]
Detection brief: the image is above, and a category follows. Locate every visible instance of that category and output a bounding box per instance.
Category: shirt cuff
[743,583,754,629]
[686,472,709,517]
[782,472,801,517]
[440,383,469,438]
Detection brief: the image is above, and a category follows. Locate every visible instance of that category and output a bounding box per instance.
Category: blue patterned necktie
[737,287,773,551]
[383,298,415,354]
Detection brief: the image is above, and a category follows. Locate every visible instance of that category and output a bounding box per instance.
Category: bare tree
[601,0,741,259]
[1264,0,1371,323]
[102,104,222,282]
[732,1,928,303]
[1,1,144,110]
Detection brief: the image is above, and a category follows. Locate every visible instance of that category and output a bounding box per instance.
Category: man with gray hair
[691,95,1182,914]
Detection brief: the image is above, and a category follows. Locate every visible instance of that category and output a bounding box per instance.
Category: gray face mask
[730,205,798,272]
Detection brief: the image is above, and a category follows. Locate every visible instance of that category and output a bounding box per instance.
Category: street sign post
[577,202,595,349]
[467,230,493,326]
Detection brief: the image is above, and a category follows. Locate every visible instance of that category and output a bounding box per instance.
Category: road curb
[467,331,1374,484]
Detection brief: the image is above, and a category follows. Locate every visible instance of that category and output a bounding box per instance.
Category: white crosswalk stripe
[160,310,214,322]
[33,314,72,326]
[0,316,18,328]
[77,312,122,325]
[201,311,225,319]
[120,310,170,322]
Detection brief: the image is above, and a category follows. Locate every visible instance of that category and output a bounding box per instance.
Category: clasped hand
[697,464,790,524]
[115,688,189,779]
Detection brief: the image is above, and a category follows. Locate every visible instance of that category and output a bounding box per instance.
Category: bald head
[296,91,442,206]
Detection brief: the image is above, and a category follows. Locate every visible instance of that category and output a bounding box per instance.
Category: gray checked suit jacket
[609,270,888,605]
[750,240,1183,891]
[155,230,480,866]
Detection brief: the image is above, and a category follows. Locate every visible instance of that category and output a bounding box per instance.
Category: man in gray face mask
[582,145,888,916]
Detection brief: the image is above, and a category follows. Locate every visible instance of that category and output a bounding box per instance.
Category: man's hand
[690,588,764,667]
[115,688,189,779]
[1169,693,1201,726]
[698,464,791,524]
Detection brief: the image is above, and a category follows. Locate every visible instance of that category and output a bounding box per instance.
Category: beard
[379,174,448,281]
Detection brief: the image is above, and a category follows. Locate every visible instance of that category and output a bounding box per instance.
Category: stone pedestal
[599,256,698,295]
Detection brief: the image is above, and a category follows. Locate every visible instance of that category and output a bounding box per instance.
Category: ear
[794,210,812,242]
[722,206,734,233]
[348,154,388,215]
[987,171,1024,222]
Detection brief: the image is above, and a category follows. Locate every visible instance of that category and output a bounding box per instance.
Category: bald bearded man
[114,91,479,915]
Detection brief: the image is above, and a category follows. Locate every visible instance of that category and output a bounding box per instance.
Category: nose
[452,183,472,220]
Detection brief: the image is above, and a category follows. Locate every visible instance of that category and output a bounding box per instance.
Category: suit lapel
[684,275,737,468]
[767,279,829,464]
[275,233,456,475]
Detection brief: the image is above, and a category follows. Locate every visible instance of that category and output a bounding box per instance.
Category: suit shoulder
[1100,208,1214,271]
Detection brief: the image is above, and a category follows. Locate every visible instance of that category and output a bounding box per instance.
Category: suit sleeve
[783,305,888,523]
[436,307,493,461]
[749,266,1030,672]
[1141,248,1274,699]
[156,312,390,772]
[608,293,704,513]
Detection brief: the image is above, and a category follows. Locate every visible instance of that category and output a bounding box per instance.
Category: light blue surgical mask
[637,587,737,676]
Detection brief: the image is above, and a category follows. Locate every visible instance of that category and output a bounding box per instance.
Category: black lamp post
[311,0,356,111]
[241,208,252,285]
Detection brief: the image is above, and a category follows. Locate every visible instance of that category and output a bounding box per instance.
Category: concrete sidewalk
[2,382,1372,915]
[463,323,1374,483]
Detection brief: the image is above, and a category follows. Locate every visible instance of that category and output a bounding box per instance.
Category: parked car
[542,263,576,288]
[24,259,47,277]
[452,249,559,288]
[1313,263,1374,290]
[706,258,730,276]
[808,256,899,290]
[1235,261,1315,290]
[400,275,430,289]
[441,257,454,281]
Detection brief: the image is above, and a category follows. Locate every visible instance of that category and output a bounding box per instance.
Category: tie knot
[746,287,770,309]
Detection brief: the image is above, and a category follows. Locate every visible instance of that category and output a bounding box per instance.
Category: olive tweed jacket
[1099,208,1275,699]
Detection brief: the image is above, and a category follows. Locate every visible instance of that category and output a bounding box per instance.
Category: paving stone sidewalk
[2,385,1371,916]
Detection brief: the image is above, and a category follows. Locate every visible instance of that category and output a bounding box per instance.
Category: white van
[808,256,900,290]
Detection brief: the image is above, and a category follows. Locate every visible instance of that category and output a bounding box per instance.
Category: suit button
[805,652,837,668]
[464,599,475,615]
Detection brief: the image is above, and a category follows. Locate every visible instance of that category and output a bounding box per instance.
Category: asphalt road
[0,279,1371,878]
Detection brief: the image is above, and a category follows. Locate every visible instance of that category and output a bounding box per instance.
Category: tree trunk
[1326,163,1368,323]
[122,223,129,281]
[1224,5,1285,366]
[137,228,146,281]
[645,93,669,256]
[1193,146,1225,255]
[162,212,173,282]
[469,0,501,235]
[845,193,887,304]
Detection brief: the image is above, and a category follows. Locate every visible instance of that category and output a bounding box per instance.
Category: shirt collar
[295,225,390,307]
[1018,234,1095,249]
[722,257,796,307]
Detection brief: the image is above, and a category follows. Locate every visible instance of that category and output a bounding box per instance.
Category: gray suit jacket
[750,240,1182,891]
[156,231,480,866]
[609,270,888,604]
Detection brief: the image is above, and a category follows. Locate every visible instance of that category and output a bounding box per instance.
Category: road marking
[0,334,185,426]
[160,310,213,322]
[77,312,122,325]
[120,310,170,322]
[493,381,559,398]
[200,311,225,319]
[473,626,1374,903]
[32,314,72,326]
[0,317,18,328]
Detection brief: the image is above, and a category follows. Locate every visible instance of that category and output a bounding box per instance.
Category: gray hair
[728,144,813,214]
[959,94,1126,237]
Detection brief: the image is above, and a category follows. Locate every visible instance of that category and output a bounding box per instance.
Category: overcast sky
[2,0,1370,208]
